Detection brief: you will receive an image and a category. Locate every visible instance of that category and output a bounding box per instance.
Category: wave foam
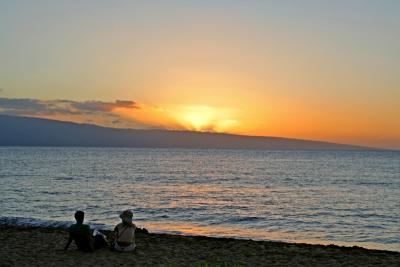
[0,216,108,230]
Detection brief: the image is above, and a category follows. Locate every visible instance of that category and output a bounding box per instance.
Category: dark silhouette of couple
[64,210,136,252]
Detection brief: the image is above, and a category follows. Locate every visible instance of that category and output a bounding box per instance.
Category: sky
[0,0,399,149]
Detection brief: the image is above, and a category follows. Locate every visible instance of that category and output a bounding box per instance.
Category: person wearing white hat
[113,209,137,252]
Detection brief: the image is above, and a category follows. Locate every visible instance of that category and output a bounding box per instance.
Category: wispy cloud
[0,98,138,116]
[0,97,143,128]
[69,100,138,113]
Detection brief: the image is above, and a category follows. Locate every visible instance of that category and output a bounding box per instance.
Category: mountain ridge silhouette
[0,114,377,150]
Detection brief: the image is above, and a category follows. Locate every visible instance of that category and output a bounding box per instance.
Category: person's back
[113,210,136,252]
[64,211,96,252]
[68,222,93,252]
[115,222,135,245]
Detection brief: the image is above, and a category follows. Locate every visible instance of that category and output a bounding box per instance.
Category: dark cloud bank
[0,97,138,116]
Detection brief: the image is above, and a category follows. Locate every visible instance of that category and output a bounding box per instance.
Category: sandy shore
[0,225,399,267]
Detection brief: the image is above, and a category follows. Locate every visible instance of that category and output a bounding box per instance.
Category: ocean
[0,147,399,251]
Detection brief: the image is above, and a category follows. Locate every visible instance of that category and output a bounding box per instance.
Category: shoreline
[2,216,398,253]
[1,225,399,266]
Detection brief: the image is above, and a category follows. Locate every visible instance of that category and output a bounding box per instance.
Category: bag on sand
[93,234,107,249]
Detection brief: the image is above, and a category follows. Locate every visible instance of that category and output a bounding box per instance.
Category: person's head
[74,210,85,224]
[119,210,133,224]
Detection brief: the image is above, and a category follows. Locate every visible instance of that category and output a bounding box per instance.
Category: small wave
[53,177,75,181]
[38,191,61,195]
[355,181,392,186]
[363,225,385,229]
[0,216,71,229]
[223,216,262,223]
[0,216,108,230]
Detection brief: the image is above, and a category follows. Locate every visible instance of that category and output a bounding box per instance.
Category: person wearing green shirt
[64,210,106,252]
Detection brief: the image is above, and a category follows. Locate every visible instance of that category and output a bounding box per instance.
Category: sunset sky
[0,1,399,149]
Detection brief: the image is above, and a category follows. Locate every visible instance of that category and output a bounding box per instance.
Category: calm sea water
[0,147,399,251]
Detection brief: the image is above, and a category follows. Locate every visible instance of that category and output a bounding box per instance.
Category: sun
[181,106,214,131]
[175,105,238,132]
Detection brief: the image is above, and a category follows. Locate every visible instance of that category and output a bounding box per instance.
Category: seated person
[113,210,136,252]
[64,210,106,252]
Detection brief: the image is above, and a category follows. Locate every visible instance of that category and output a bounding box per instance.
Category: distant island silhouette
[0,114,374,150]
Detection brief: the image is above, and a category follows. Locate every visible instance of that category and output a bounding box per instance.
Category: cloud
[0,97,145,129]
[0,98,138,116]
[70,100,138,112]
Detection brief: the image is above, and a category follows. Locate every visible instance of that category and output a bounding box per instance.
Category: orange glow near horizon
[110,97,400,149]
[114,104,240,133]
[28,95,399,149]
[20,94,399,149]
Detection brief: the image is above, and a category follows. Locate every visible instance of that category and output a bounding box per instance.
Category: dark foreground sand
[0,226,399,267]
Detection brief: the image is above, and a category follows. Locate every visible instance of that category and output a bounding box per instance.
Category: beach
[1,225,399,267]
